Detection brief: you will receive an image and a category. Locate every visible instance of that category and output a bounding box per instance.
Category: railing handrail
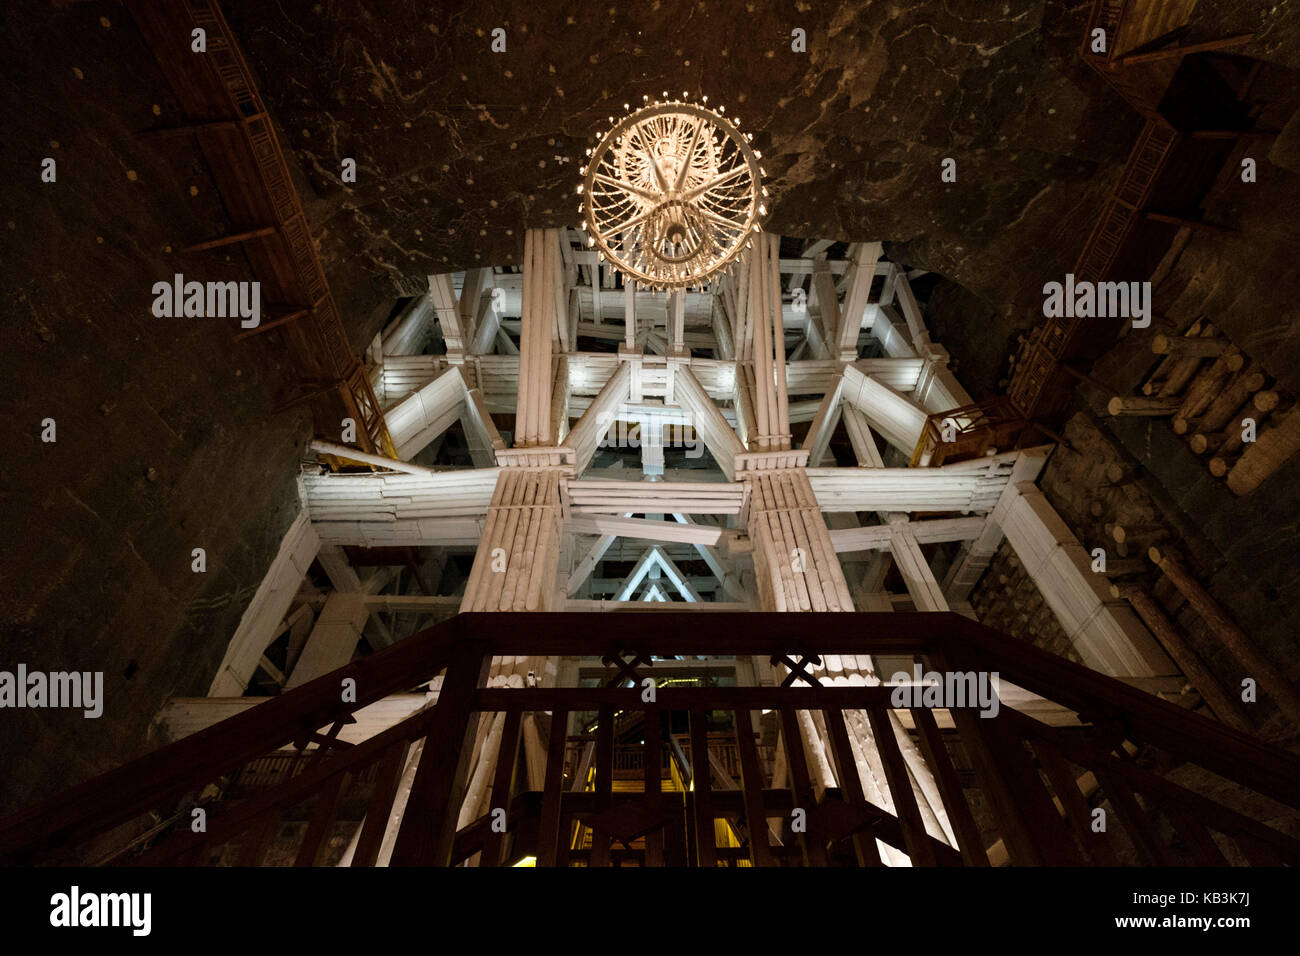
[4,611,1298,863]
[0,615,468,860]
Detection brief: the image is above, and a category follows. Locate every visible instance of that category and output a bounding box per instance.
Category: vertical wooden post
[642,705,664,866]
[535,708,570,867]
[389,640,491,866]
[590,705,615,867]
[732,709,777,866]
[779,708,827,866]
[480,707,523,867]
[689,710,717,868]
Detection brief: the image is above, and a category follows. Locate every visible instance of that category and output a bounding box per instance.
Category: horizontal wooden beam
[830,516,988,552]
[565,514,734,547]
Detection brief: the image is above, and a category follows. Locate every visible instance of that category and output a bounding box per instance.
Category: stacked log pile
[1109,320,1298,493]
[1026,415,1297,737]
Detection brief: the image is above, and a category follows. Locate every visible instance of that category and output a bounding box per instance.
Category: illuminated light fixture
[579,96,766,290]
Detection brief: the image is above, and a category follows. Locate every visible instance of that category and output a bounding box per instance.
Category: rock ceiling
[225,0,1144,328]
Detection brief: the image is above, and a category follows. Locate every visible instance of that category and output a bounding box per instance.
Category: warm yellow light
[579,98,765,289]
[512,855,537,867]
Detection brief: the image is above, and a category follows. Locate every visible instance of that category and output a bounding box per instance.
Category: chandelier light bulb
[578,99,767,289]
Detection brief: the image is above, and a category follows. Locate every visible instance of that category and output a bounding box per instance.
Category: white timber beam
[891,271,932,355]
[842,404,886,468]
[992,478,1175,678]
[871,304,918,358]
[284,591,369,689]
[461,384,507,467]
[565,478,747,514]
[673,365,746,481]
[915,344,975,414]
[615,548,662,601]
[381,295,434,357]
[830,516,987,552]
[837,242,882,361]
[650,546,704,603]
[672,513,746,600]
[801,372,846,469]
[565,512,633,597]
[841,364,928,456]
[806,451,1020,513]
[429,273,467,361]
[565,514,735,547]
[516,228,559,447]
[384,365,468,461]
[564,361,632,474]
[208,511,319,696]
[938,449,1047,601]
[886,521,949,613]
[808,256,839,361]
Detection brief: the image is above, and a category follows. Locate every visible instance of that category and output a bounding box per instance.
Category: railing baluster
[235,809,280,866]
[909,707,987,866]
[389,641,491,866]
[590,705,614,867]
[1093,769,1171,865]
[945,704,1046,865]
[351,742,408,867]
[643,705,664,867]
[293,772,346,867]
[689,711,717,868]
[536,708,570,867]
[779,708,827,866]
[480,707,523,867]
[1162,801,1229,866]
[732,709,776,866]
[1032,740,1120,866]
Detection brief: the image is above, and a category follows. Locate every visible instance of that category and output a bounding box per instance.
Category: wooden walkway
[1008,0,1259,420]
[128,0,393,457]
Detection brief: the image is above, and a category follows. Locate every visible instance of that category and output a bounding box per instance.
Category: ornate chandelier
[578,95,768,290]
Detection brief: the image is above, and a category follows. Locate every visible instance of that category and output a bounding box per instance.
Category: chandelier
[578,95,767,290]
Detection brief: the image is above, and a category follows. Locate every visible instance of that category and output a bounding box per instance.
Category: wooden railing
[2,613,1298,867]
[1007,118,1181,418]
[1083,0,1131,59]
[909,397,1031,468]
[127,0,394,457]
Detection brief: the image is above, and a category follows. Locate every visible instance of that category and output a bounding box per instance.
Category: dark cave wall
[0,4,314,814]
